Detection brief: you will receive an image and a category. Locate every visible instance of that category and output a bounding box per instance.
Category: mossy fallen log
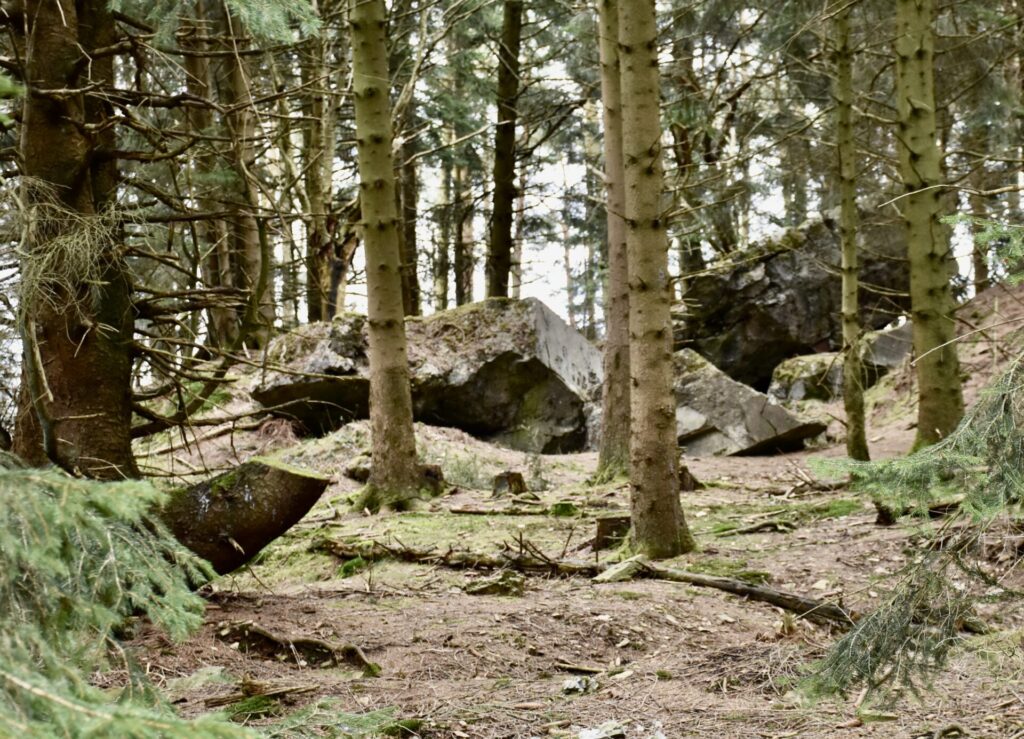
[161,458,331,574]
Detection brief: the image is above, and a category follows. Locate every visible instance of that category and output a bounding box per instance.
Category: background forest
[2,0,1024,736]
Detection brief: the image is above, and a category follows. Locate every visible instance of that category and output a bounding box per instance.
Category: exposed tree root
[313,538,858,628]
[216,619,381,676]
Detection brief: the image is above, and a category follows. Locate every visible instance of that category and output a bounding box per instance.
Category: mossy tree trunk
[14,0,137,479]
[618,0,695,558]
[596,0,630,475]
[835,6,869,461]
[895,0,964,447]
[350,0,421,507]
[485,0,523,298]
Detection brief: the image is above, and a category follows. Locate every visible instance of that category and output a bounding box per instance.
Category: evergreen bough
[0,455,250,737]
[810,355,1024,700]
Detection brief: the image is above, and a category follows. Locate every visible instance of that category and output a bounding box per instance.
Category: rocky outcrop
[673,350,826,455]
[253,299,604,453]
[674,213,908,389]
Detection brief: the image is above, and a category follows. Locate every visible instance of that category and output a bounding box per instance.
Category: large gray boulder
[253,298,603,453]
[674,213,908,389]
[673,350,826,455]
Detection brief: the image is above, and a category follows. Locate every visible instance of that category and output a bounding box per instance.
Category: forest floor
[125,283,1024,738]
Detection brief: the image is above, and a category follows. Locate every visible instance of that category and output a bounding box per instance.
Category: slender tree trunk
[302,29,336,323]
[454,166,474,305]
[511,139,528,299]
[562,215,577,329]
[583,101,602,339]
[485,0,523,298]
[435,154,452,310]
[400,140,422,315]
[215,4,274,346]
[835,6,869,461]
[349,0,420,507]
[182,4,236,347]
[597,0,630,475]
[895,0,964,447]
[618,0,695,557]
[14,0,137,479]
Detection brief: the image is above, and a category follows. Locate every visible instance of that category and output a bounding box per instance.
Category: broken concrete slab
[673,349,826,455]
[253,298,604,453]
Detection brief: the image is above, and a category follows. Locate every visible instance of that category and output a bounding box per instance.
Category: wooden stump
[492,471,527,497]
[594,514,631,551]
[161,458,331,574]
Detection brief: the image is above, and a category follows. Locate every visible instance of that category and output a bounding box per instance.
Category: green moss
[689,556,772,585]
[229,695,284,721]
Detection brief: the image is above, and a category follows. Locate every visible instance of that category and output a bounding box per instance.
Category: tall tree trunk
[618,0,695,557]
[511,135,528,300]
[302,28,337,323]
[435,154,452,310]
[597,0,630,475]
[485,0,523,298]
[400,140,422,315]
[454,165,474,305]
[182,4,236,347]
[215,4,274,347]
[895,0,964,447]
[835,6,869,461]
[14,0,137,479]
[349,0,420,507]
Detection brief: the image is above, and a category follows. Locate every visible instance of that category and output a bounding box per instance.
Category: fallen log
[161,458,331,574]
[639,562,857,627]
[313,539,857,627]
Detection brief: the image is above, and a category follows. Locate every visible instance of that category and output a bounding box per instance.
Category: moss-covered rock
[253,298,603,453]
[674,212,908,389]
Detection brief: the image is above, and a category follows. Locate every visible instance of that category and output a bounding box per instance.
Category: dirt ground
[124,283,1024,738]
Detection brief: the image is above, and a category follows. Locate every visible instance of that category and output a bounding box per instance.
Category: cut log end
[161,458,332,575]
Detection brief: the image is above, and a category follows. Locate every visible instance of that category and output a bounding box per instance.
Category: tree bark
[454,168,474,305]
[14,0,137,479]
[596,0,630,475]
[485,0,523,298]
[895,0,964,447]
[400,140,422,315]
[618,0,695,557]
[349,0,421,507]
[302,28,337,323]
[215,4,274,347]
[835,7,869,461]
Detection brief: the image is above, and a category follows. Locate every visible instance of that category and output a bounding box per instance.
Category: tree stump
[679,464,702,492]
[594,514,631,551]
[492,470,527,497]
[160,458,331,574]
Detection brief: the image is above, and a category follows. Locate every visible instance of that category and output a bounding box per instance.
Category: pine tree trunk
[835,7,869,462]
[349,0,421,507]
[511,141,528,300]
[597,0,630,475]
[14,0,137,479]
[302,31,336,323]
[895,0,964,447]
[618,0,695,557]
[485,0,523,298]
[435,154,453,310]
[454,167,474,305]
[400,141,422,315]
[215,4,274,347]
[182,4,236,348]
